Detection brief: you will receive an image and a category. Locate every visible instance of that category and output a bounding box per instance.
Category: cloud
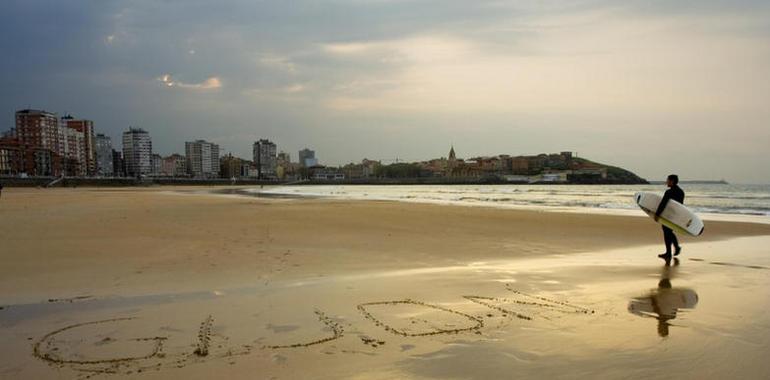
[322,42,376,55]
[2,0,770,182]
[240,83,308,101]
[319,10,770,116]
[158,74,222,90]
[283,84,305,93]
[259,54,297,73]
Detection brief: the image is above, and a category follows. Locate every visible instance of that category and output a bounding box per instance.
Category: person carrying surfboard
[655,174,685,258]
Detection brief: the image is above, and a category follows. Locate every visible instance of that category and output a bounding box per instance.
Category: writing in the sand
[33,288,593,376]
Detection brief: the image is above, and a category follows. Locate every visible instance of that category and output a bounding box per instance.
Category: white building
[185,140,219,178]
[60,115,95,176]
[94,134,113,176]
[253,139,277,178]
[59,125,87,176]
[151,153,163,177]
[122,127,152,177]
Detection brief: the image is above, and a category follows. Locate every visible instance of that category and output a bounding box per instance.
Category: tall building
[0,136,22,175]
[94,134,113,176]
[14,109,60,152]
[58,116,83,176]
[61,115,95,175]
[253,139,277,179]
[161,154,187,177]
[59,124,86,176]
[28,149,57,176]
[185,140,219,178]
[150,153,163,176]
[277,151,291,166]
[276,151,295,180]
[122,127,152,177]
[13,109,62,176]
[112,149,125,177]
[298,148,317,167]
[220,153,244,179]
[12,110,100,176]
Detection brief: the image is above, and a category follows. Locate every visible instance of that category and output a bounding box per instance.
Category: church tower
[447,145,457,174]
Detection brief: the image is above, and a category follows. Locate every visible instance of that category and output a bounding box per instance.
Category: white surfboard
[635,192,704,236]
[628,288,699,317]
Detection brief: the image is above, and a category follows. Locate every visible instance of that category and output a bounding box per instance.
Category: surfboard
[634,192,704,237]
[628,288,699,317]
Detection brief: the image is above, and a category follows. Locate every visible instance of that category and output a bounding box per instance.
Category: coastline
[248,185,770,224]
[0,176,646,188]
[2,186,769,302]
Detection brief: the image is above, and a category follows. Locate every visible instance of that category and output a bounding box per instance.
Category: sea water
[255,183,770,221]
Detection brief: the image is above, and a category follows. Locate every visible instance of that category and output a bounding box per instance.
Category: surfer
[655,174,685,258]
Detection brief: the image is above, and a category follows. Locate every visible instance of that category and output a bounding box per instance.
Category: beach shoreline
[2,186,769,301]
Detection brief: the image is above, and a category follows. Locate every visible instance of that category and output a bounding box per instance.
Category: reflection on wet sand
[628,258,699,337]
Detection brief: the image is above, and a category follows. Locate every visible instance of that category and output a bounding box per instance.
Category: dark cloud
[1,1,769,182]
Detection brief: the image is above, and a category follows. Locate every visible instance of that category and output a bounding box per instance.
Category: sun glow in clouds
[158,74,222,90]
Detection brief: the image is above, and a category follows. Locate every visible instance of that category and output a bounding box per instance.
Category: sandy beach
[1,186,770,379]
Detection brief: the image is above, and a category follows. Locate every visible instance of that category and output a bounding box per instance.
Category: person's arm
[655,190,672,220]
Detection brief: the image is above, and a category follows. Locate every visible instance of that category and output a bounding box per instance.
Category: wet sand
[1,187,769,379]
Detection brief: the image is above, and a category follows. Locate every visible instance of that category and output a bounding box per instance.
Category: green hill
[572,157,648,184]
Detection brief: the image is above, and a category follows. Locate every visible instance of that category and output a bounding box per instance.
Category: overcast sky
[1,0,769,183]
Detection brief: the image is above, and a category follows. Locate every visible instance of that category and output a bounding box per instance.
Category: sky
[1,0,769,183]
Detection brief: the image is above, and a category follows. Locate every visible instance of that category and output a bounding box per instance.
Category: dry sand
[1,186,769,379]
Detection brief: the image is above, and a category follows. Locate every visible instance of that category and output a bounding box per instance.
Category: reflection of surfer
[628,259,698,337]
[656,174,685,259]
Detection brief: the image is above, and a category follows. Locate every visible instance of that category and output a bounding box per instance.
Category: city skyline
[2,1,769,183]
[0,107,636,184]
[0,105,753,183]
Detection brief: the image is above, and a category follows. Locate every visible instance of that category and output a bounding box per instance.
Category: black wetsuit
[656,185,685,254]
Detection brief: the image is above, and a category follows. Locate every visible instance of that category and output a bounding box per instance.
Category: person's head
[666,174,679,188]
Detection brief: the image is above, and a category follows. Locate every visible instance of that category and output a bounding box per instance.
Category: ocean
[254,183,770,221]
